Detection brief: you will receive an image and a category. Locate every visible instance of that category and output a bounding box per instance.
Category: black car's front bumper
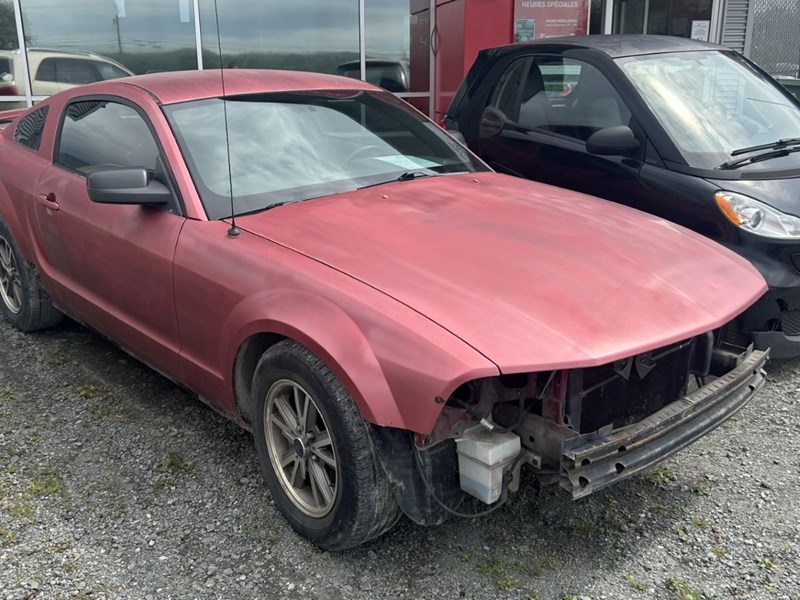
[560,349,768,498]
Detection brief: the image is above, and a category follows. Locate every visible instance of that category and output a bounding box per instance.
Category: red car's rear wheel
[0,220,62,332]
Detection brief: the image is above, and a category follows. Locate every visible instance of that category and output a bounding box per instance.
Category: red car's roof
[114,69,376,105]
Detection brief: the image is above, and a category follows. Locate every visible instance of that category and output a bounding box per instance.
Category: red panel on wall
[433,0,514,119]
[434,0,466,120]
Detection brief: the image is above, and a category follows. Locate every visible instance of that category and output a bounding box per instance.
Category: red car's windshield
[164,90,487,219]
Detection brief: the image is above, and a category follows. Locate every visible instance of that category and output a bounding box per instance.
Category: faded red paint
[0,71,767,437]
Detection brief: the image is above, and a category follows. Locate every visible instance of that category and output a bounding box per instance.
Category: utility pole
[114,15,122,55]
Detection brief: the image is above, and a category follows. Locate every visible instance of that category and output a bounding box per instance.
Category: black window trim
[53,94,185,216]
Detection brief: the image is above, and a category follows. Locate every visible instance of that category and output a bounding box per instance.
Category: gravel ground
[0,317,798,600]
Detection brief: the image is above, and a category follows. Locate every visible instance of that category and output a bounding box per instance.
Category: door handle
[37,193,59,211]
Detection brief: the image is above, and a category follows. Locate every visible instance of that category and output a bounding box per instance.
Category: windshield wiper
[718,145,800,170]
[730,137,800,157]
[357,170,437,190]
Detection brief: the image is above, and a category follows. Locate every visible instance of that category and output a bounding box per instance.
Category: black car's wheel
[0,220,62,332]
[252,340,400,550]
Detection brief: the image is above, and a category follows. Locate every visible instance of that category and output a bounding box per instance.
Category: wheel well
[233,332,286,427]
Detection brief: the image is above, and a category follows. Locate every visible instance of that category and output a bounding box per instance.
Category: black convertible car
[445,35,800,358]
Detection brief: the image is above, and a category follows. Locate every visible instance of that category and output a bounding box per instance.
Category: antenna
[213,0,239,237]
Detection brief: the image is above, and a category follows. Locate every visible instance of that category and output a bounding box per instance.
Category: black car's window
[36,58,57,82]
[14,106,49,151]
[58,101,160,174]
[489,57,531,119]
[485,56,631,142]
[165,90,487,220]
[619,50,800,169]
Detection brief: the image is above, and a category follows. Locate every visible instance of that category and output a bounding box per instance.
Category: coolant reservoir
[456,426,521,504]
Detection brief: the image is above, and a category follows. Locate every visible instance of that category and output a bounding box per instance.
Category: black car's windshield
[164,90,486,219]
[617,50,800,170]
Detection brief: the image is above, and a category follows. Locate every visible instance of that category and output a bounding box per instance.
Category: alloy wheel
[0,236,22,314]
[264,379,338,517]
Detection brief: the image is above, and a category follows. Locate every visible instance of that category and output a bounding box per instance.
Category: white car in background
[0,48,132,106]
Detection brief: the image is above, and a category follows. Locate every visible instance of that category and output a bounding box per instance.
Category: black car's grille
[574,343,691,434]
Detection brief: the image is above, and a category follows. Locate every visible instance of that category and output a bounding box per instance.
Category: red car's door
[31,98,185,376]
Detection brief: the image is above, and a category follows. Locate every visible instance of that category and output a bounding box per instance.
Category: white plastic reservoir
[456,426,521,504]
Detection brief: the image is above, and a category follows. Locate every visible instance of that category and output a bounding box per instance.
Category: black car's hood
[706,175,800,217]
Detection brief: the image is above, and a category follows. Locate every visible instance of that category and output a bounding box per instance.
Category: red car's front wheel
[252,340,400,550]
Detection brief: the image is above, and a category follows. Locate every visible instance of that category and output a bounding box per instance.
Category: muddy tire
[0,220,62,332]
[252,340,400,550]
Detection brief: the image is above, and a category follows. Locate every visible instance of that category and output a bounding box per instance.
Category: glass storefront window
[361,0,430,94]
[199,0,359,74]
[613,0,712,37]
[5,0,198,100]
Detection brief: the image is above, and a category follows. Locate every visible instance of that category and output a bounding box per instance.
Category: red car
[0,70,768,550]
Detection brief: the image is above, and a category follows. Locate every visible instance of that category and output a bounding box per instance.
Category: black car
[445,35,800,358]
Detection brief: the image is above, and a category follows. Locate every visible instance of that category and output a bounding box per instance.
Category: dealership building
[1,0,797,118]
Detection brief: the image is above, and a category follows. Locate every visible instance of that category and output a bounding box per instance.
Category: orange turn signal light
[715,192,741,226]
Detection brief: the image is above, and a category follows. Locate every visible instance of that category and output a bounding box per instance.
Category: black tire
[0,219,62,332]
[252,340,400,550]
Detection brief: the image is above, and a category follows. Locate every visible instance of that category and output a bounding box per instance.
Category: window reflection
[362,0,429,93]
[199,0,359,74]
[9,0,198,97]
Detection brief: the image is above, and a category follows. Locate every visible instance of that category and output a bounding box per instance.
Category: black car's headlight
[715,191,800,239]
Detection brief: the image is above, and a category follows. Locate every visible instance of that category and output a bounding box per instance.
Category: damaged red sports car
[0,70,768,549]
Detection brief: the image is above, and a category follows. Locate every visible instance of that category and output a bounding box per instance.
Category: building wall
[749,0,800,76]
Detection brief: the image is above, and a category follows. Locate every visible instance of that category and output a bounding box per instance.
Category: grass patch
[72,383,106,400]
[88,402,112,420]
[0,388,14,402]
[757,557,779,572]
[624,573,648,591]
[8,501,35,520]
[666,577,702,600]
[642,465,674,486]
[158,450,195,475]
[29,466,66,498]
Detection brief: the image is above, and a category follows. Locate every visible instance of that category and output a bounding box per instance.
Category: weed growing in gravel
[642,465,674,486]
[46,348,68,366]
[88,402,112,420]
[692,485,711,496]
[154,450,195,489]
[757,557,779,572]
[473,549,552,592]
[29,466,66,498]
[73,383,106,399]
[0,526,16,545]
[8,501,34,520]
[158,450,195,475]
[0,388,14,402]
[665,577,702,600]
[624,573,648,591]
[711,545,726,558]
[691,516,709,529]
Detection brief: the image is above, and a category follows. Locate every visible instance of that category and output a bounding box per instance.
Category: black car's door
[477,54,644,205]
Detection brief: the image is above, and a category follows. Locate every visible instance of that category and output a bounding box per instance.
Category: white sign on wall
[691,20,711,42]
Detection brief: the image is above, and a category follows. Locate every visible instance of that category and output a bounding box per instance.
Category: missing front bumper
[560,349,769,499]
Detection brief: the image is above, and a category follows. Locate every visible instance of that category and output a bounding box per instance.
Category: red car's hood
[238,173,766,372]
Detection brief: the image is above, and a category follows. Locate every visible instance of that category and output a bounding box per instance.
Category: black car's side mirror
[480,107,508,138]
[87,168,172,205]
[586,126,640,156]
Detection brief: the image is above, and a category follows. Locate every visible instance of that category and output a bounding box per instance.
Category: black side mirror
[480,107,508,138]
[87,167,172,205]
[586,125,640,156]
